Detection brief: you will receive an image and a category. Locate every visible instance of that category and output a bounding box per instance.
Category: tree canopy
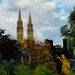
[0,29,22,62]
[60,7,75,47]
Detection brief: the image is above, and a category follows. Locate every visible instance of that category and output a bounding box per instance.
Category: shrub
[61,54,70,75]
[68,71,75,75]
[34,65,58,75]
[0,64,7,75]
[15,65,34,75]
[2,60,16,75]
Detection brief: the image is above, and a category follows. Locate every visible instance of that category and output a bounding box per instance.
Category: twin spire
[17,10,34,41]
[18,10,32,24]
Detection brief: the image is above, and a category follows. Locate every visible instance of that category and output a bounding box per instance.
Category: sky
[0,0,75,46]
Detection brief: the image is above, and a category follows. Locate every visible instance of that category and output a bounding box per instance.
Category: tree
[60,25,71,37]
[61,54,70,75]
[0,29,22,62]
[60,7,75,47]
[68,7,75,27]
[35,39,56,71]
[56,54,70,75]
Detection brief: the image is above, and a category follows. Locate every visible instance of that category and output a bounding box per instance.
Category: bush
[0,64,7,75]
[0,60,59,75]
[2,60,16,75]
[68,71,75,75]
[34,65,59,75]
[15,65,34,75]
[61,54,70,75]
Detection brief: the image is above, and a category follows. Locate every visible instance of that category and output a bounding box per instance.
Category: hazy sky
[0,0,75,46]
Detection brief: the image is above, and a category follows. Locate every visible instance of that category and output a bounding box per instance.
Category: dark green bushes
[15,65,34,75]
[0,60,59,75]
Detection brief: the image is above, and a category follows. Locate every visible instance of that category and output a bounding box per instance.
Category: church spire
[27,11,34,41]
[18,10,22,21]
[28,11,32,24]
[17,10,23,42]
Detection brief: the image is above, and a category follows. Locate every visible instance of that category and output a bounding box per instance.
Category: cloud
[34,30,44,41]
[41,2,56,11]
[53,0,75,12]
[15,0,31,8]
[0,0,75,46]
[61,16,67,20]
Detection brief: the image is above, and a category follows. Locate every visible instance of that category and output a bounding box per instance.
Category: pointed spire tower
[17,10,23,42]
[27,11,34,41]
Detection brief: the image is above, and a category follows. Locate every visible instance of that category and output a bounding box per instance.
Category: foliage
[60,8,75,47]
[56,55,70,75]
[34,65,59,75]
[60,25,71,37]
[67,38,73,48]
[15,65,34,75]
[71,66,75,72]
[68,71,75,75]
[0,61,74,75]
[32,39,56,71]
[34,65,51,75]
[0,60,34,75]
[28,61,37,70]
[25,39,56,70]
[2,60,16,75]
[61,54,70,75]
[55,57,62,74]
[60,8,75,37]
[0,29,22,61]
[68,8,75,26]
[0,64,7,75]
[61,55,70,75]
[42,40,56,71]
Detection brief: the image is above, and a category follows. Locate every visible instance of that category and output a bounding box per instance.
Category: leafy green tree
[60,25,71,37]
[60,8,75,47]
[68,8,75,27]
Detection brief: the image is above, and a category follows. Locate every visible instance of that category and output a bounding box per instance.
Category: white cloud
[15,0,31,8]
[0,11,17,38]
[52,11,68,22]
[34,30,44,41]
[41,2,56,11]
[61,16,67,20]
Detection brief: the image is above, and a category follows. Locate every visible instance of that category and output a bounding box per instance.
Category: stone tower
[27,12,34,41]
[17,10,23,42]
